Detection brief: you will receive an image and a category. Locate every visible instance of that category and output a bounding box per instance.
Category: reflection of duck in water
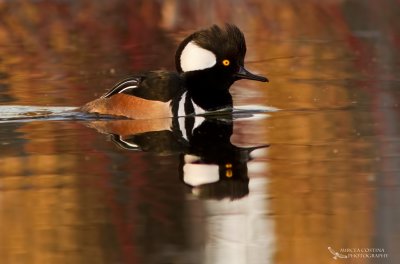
[87,114,268,200]
[81,24,267,119]
[178,117,268,200]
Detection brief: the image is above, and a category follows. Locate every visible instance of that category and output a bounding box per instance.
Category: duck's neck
[182,71,233,111]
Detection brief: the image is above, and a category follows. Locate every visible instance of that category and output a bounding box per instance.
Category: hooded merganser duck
[81,24,268,119]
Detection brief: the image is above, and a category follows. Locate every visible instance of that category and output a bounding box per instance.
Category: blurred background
[0,0,399,263]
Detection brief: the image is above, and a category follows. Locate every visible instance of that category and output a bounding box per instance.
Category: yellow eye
[222,59,230,66]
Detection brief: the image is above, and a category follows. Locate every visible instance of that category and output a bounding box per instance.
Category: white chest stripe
[191,99,206,115]
[178,92,187,117]
[177,92,188,141]
[180,41,216,72]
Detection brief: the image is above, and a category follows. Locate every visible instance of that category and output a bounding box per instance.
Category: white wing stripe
[118,85,138,93]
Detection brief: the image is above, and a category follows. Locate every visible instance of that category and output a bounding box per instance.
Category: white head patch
[180,41,216,72]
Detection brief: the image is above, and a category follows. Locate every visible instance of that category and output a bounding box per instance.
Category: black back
[102,71,184,103]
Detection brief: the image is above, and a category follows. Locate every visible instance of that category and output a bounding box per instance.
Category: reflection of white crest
[328,247,348,260]
[183,163,219,186]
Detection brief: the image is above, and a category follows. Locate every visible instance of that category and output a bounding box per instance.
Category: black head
[175,24,268,90]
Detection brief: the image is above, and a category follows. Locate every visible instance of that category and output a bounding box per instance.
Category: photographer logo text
[328,246,388,260]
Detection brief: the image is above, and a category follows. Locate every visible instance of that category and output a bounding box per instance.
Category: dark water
[1,1,399,263]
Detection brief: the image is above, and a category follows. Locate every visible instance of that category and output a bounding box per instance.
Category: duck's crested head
[175,24,267,83]
[175,24,245,73]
